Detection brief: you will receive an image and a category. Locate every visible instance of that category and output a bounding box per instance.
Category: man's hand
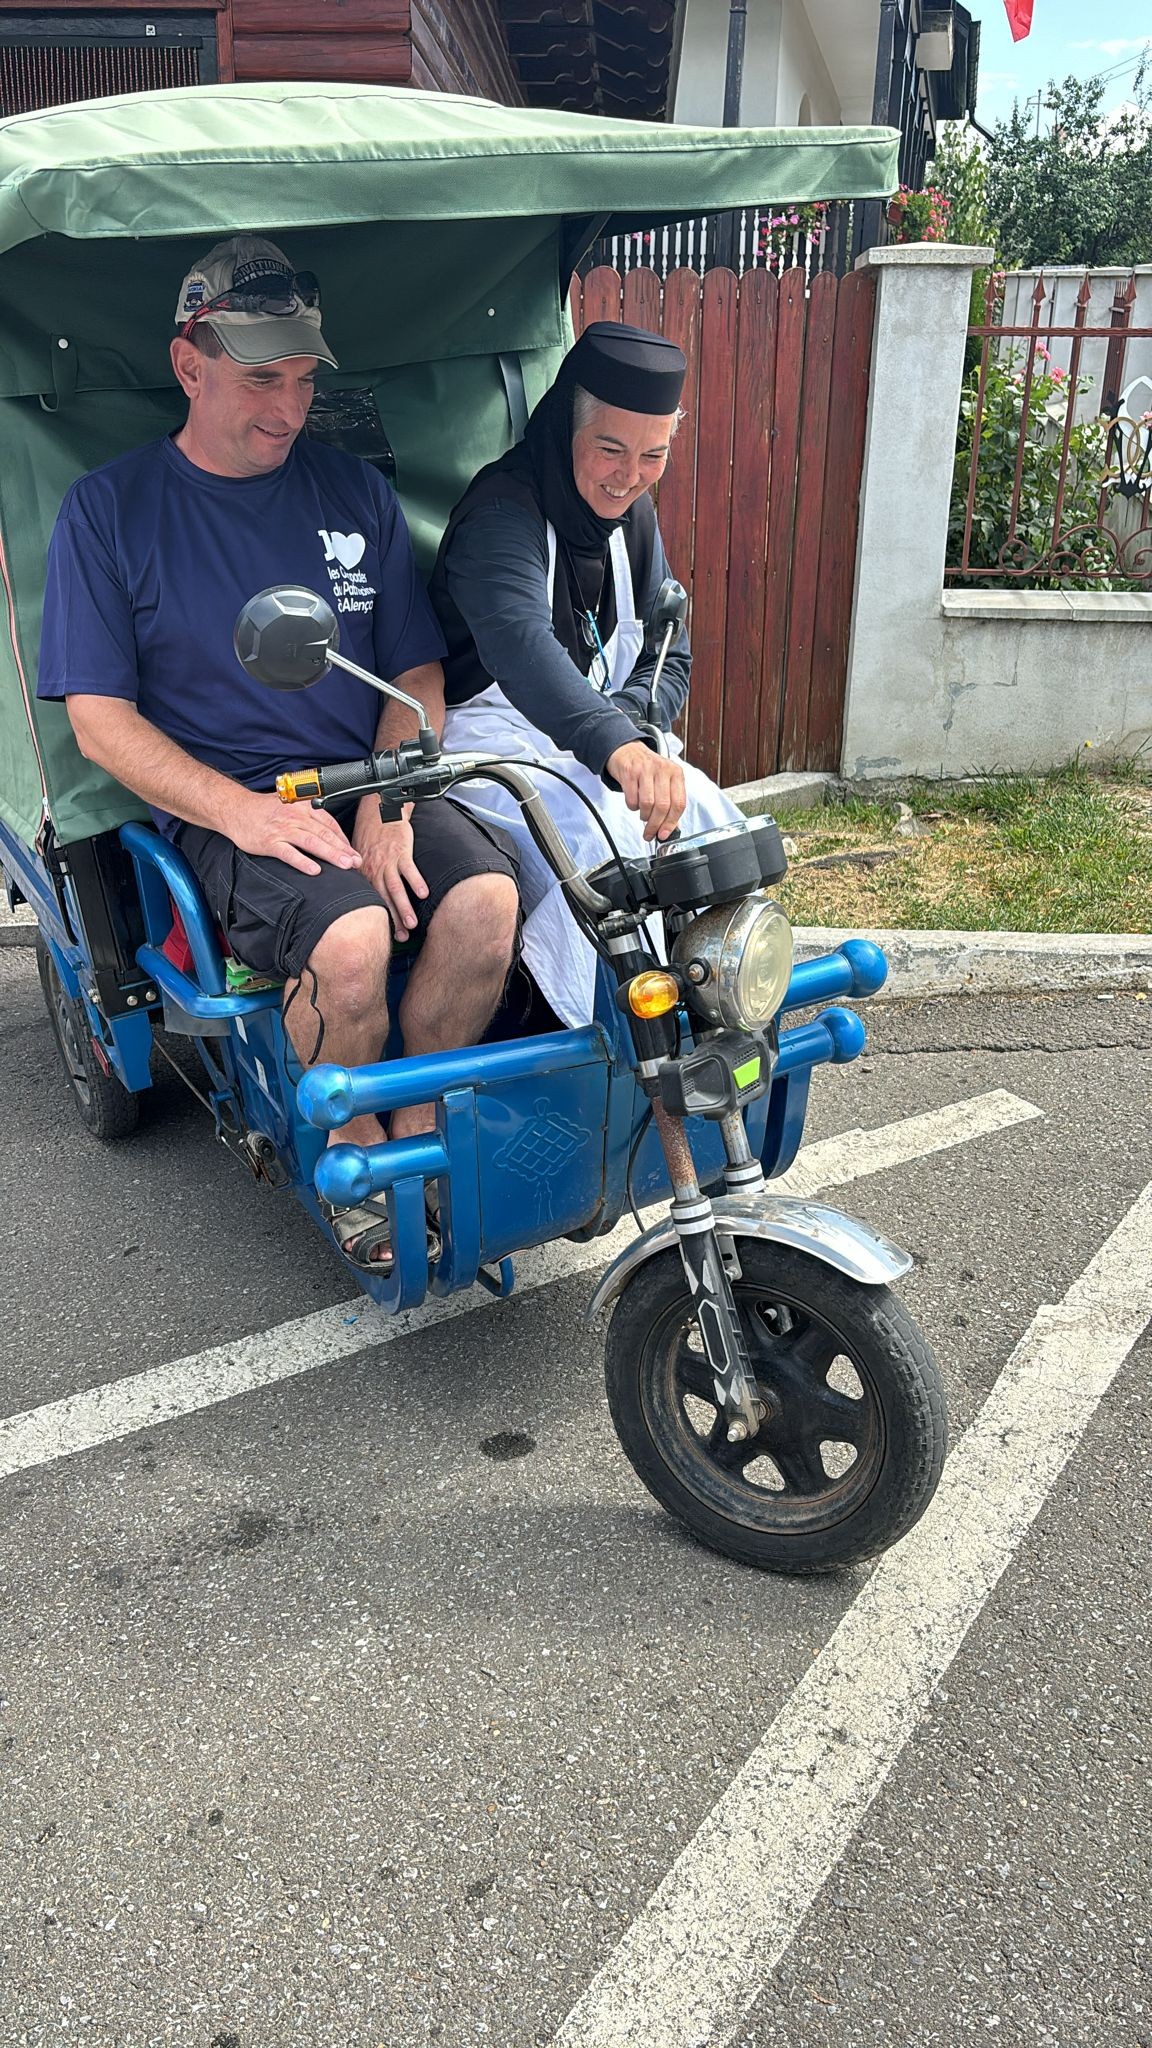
[605,740,686,841]
[353,800,429,936]
[227,790,364,879]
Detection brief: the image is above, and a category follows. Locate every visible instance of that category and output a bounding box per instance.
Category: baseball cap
[174,234,338,368]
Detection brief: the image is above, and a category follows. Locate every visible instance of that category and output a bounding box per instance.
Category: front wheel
[604,1239,946,1573]
[36,936,141,1142]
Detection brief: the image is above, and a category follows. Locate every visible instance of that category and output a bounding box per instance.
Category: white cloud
[1071,37,1151,57]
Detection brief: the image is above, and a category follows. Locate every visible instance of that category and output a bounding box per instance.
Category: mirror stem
[327,649,435,737]
[647,620,677,725]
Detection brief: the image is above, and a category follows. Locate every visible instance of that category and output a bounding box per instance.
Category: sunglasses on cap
[181,269,321,339]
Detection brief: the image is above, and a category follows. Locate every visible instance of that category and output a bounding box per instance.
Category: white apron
[441,521,741,1027]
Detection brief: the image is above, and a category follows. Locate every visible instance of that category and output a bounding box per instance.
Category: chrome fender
[586,1191,912,1324]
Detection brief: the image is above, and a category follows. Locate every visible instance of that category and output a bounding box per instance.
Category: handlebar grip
[275,759,373,804]
[316,757,376,799]
[276,769,322,804]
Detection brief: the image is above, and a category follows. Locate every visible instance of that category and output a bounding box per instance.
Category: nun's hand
[606,741,686,842]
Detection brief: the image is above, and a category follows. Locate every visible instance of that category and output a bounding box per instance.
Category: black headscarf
[430,322,687,697]
[519,321,688,561]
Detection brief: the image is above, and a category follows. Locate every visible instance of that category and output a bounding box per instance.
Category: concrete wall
[841,244,1152,780]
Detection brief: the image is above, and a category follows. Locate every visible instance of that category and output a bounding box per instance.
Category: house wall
[841,244,1152,781]
[670,0,863,127]
[772,0,840,126]
[230,0,410,85]
[0,0,520,100]
[409,0,521,100]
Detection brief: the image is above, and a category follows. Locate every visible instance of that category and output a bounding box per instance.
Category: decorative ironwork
[948,270,1152,590]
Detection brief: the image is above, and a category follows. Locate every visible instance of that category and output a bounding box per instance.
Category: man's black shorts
[177,797,519,982]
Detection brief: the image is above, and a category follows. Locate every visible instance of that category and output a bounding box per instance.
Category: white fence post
[842,243,992,779]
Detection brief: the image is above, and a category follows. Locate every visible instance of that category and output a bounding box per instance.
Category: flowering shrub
[756,200,828,270]
[886,185,951,243]
[947,349,1121,587]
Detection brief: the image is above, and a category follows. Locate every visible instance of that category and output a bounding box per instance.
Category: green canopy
[0,82,898,847]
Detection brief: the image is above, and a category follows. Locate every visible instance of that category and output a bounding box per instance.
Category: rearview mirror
[234,586,340,691]
[645,576,688,654]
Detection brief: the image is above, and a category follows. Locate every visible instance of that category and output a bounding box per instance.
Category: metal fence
[948,271,1152,589]
[580,198,872,285]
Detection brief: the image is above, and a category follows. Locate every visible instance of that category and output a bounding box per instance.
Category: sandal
[323,1196,394,1273]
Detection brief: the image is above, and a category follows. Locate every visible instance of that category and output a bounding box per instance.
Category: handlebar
[276,746,614,920]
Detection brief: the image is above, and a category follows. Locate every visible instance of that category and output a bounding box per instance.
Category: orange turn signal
[276,769,321,804]
[627,970,680,1019]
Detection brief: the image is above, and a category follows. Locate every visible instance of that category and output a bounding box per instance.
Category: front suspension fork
[652,1099,766,1441]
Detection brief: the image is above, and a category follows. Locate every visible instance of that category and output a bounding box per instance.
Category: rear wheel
[36,936,140,1142]
[604,1240,946,1573]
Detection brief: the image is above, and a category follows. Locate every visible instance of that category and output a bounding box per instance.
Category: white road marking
[553,1180,1152,2048]
[0,1089,1040,1483]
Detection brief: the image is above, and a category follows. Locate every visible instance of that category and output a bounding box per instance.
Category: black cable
[625,1099,654,1236]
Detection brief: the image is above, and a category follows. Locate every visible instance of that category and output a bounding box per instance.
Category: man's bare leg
[281,903,393,1152]
[391,874,521,1141]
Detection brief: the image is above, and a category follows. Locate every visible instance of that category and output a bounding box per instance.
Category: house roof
[497,0,679,120]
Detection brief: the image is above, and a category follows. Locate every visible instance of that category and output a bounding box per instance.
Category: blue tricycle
[0,81,945,1571]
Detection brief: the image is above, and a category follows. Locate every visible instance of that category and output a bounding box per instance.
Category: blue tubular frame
[120,822,281,1022]
[1,810,894,1319]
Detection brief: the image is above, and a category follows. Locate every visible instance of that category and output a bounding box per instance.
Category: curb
[727,770,835,816]
[793,926,1152,999]
[0,903,36,948]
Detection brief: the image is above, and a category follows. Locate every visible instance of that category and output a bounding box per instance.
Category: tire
[36,936,141,1142]
[604,1239,946,1574]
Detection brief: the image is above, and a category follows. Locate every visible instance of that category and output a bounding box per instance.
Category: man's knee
[433,873,520,969]
[304,905,392,1016]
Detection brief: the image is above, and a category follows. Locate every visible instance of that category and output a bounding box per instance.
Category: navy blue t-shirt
[37,434,446,837]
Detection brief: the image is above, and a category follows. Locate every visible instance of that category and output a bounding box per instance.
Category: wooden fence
[570,263,877,784]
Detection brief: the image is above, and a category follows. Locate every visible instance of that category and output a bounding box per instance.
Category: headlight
[672,894,793,1030]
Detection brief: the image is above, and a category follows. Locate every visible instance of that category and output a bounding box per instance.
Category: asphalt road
[1,942,1149,2048]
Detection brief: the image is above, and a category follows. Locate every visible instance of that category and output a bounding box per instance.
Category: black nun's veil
[433,322,687,676]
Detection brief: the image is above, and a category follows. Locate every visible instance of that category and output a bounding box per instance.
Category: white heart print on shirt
[318,529,367,571]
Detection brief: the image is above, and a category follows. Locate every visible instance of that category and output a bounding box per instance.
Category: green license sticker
[733,1055,762,1089]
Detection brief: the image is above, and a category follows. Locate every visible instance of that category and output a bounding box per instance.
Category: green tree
[930,121,995,252]
[982,70,1152,269]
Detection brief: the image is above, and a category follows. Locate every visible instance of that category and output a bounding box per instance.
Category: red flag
[1004,0,1034,38]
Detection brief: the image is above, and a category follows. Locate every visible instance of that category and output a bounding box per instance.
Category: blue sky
[973,0,1151,127]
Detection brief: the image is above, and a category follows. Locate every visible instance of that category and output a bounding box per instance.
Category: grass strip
[766,768,1152,936]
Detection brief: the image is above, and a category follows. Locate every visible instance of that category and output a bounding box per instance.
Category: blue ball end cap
[314,1142,374,1208]
[298,1062,357,1130]
[839,938,889,998]
[818,1005,868,1064]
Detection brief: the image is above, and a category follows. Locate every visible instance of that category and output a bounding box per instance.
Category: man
[37,235,521,1269]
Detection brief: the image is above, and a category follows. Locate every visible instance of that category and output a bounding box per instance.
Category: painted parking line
[553,1179,1152,2048]
[0,1089,1041,1483]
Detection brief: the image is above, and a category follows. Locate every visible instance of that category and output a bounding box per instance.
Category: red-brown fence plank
[568,273,582,335]
[809,268,877,770]
[758,267,807,776]
[622,265,661,332]
[718,268,777,787]
[580,265,623,327]
[779,269,838,770]
[656,268,702,745]
[688,268,738,782]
